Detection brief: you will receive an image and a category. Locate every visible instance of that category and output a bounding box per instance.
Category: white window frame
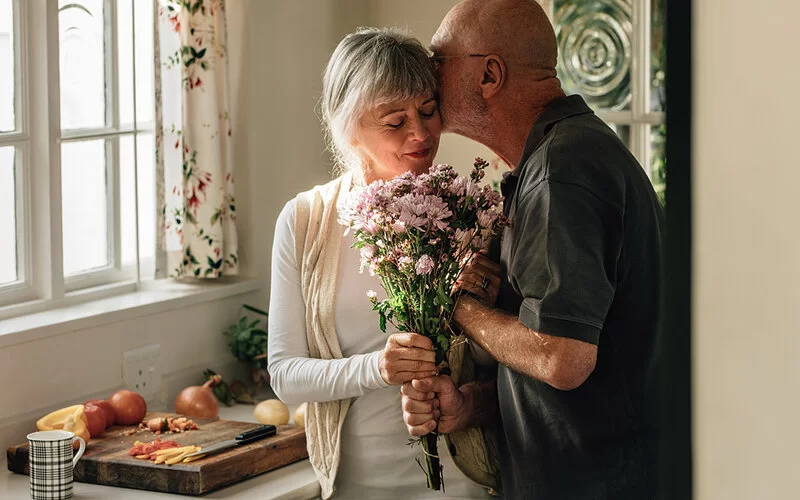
[0,0,156,319]
[543,0,666,179]
[0,0,36,307]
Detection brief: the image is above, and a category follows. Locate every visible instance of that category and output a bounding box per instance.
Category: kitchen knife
[185,424,277,458]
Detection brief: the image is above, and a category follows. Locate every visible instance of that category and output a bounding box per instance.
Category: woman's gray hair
[321,27,437,174]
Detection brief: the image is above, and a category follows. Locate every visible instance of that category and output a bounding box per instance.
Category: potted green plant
[225,304,269,394]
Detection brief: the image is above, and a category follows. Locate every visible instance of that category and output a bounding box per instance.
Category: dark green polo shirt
[494,95,664,499]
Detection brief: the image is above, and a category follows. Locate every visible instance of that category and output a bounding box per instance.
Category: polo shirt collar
[512,94,594,177]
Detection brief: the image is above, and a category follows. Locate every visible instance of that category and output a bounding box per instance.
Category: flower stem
[421,431,443,491]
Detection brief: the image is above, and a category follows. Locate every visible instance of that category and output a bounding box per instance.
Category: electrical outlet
[123,344,163,400]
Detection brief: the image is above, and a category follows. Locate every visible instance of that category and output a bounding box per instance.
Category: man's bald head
[433,0,557,72]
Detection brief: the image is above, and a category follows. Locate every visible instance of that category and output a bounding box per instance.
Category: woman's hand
[379,333,438,386]
[455,252,502,305]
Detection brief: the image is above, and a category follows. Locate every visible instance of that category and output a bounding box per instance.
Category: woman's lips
[405,148,431,159]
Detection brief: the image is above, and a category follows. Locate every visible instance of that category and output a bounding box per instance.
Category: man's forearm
[454,295,597,390]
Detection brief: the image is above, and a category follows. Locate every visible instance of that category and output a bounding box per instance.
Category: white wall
[693,1,800,499]
[237,0,369,282]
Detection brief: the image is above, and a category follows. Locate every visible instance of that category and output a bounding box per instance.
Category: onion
[254,399,290,425]
[293,402,307,428]
[175,376,220,419]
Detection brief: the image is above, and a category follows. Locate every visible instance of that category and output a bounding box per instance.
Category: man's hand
[401,375,467,435]
[454,252,502,305]
[378,333,438,386]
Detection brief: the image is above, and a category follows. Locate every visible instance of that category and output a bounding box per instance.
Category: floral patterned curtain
[154,0,238,279]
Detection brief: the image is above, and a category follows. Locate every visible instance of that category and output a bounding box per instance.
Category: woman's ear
[479,55,506,99]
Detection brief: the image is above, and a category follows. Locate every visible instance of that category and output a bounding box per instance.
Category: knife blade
[185,424,277,458]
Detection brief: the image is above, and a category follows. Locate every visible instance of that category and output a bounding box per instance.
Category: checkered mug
[26,430,86,500]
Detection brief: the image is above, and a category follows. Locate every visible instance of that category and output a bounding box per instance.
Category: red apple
[85,399,116,428]
[108,390,147,426]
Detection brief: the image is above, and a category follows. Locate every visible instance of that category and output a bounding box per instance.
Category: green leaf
[208,256,223,269]
[378,310,387,333]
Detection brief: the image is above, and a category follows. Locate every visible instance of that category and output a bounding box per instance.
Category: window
[0,0,156,315]
[548,0,666,203]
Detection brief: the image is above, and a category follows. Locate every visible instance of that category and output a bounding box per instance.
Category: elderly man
[402,0,664,498]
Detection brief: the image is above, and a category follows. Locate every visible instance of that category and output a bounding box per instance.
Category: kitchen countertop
[1,404,319,500]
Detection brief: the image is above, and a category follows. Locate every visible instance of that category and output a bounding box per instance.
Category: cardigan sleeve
[267,199,390,405]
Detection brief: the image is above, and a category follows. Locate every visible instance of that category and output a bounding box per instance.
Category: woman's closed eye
[385,106,437,129]
[386,118,405,129]
[420,104,438,119]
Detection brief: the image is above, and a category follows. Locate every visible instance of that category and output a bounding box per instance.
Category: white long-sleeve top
[268,198,489,499]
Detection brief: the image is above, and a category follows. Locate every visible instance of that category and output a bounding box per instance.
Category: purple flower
[477,209,498,228]
[398,255,414,271]
[415,255,434,275]
[391,193,453,232]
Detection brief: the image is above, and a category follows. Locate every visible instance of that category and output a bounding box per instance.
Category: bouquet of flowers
[339,158,508,491]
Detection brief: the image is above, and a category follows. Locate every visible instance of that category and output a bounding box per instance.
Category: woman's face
[353,94,442,182]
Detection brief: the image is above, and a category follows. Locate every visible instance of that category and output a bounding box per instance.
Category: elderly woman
[267,28,494,499]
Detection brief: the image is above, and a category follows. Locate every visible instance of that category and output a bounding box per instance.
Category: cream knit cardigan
[293,173,353,499]
[293,172,501,499]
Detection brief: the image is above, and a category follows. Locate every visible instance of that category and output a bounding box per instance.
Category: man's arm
[454,295,597,391]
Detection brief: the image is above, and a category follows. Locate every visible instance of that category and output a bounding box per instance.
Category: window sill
[0,277,264,349]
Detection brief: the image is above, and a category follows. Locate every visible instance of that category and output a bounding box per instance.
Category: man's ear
[479,55,506,99]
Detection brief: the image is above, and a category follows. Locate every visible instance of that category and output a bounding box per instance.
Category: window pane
[134,0,155,125]
[117,0,134,126]
[609,123,630,149]
[137,133,156,262]
[59,0,106,130]
[120,135,135,265]
[62,139,108,275]
[650,124,666,205]
[118,0,155,127]
[120,133,155,268]
[651,0,666,112]
[0,0,15,132]
[0,146,17,285]
[554,0,632,111]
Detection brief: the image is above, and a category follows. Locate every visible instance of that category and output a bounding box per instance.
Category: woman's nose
[408,116,430,142]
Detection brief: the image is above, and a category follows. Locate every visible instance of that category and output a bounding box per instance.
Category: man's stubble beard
[440,85,489,143]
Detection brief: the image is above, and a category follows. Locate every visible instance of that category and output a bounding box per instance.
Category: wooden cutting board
[6,412,308,495]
